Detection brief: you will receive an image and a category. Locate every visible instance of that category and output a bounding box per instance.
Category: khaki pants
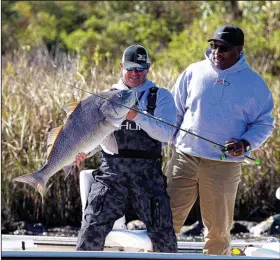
[166,148,241,255]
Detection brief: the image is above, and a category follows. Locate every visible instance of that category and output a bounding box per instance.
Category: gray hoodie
[172,49,274,162]
[114,79,177,143]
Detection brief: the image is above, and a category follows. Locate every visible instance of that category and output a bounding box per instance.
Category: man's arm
[240,92,274,150]
[225,90,274,157]
[170,70,190,139]
[133,88,177,143]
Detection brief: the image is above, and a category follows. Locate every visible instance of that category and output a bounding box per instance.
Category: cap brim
[207,38,230,44]
[123,61,148,69]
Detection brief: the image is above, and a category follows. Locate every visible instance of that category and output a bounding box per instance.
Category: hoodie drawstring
[219,72,228,103]
[214,71,228,104]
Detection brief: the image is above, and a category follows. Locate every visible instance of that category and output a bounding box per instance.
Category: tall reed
[2,47,279,230]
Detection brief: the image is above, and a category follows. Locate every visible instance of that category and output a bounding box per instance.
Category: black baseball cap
[207,25,244,46]
[122,45,150,69]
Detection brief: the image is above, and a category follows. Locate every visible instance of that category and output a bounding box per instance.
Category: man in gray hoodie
[166,25,274,255]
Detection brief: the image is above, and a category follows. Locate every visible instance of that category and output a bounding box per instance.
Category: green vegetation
[2,1,279,229]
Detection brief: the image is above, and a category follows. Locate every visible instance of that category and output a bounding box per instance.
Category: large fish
[13,88,136,198]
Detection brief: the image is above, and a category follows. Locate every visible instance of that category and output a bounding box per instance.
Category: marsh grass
[1,47,279,229]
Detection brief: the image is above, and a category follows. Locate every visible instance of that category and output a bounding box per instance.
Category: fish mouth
[112,97,135,116]
[105,91,136,123]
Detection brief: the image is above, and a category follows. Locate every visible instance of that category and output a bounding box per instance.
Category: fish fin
[63,164,75,180]
[13,172,46,199]
[100,133,119,155]
[46,126,63,157]
[62,102,80,119]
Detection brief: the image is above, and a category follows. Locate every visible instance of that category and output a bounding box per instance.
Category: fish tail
[13,172,46,198]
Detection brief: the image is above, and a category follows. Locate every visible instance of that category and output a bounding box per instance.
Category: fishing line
[135,91,145,112]
[63,83,260,165]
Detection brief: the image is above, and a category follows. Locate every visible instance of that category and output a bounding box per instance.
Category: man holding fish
[75,45,177,252]
[13,44,177,252]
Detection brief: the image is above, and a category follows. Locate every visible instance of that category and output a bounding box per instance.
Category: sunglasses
[126,67,146,72]
[210,43,233,53]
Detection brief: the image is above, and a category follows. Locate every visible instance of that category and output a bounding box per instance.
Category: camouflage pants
[76,157,177,252]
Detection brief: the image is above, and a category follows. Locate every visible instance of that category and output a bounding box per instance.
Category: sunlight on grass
[2,47,279,226]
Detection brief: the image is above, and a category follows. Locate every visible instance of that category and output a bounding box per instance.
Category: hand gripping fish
[13,88,136,198]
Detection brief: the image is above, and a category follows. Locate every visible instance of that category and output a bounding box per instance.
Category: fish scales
[13,89,136,198]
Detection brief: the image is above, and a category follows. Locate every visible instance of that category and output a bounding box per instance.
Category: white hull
[2,234,273,259]
[2,250,267,259]
[244,241,280,258]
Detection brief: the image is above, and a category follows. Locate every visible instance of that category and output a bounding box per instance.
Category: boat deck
[2,234,270,259]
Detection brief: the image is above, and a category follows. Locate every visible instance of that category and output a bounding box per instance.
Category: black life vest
[103,87,161,159]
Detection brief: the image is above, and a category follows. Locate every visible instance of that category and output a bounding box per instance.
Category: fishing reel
[218,145,260,165]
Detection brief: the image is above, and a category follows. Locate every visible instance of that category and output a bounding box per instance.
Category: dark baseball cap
[207,25,244,46]
[122,45,150,69]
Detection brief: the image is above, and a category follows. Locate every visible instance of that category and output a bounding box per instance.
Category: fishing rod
[63,82,260,165]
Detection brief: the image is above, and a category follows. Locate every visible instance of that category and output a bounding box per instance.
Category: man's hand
[75,152,88,166]
[224,139,245,157]
[126,106,138,120]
